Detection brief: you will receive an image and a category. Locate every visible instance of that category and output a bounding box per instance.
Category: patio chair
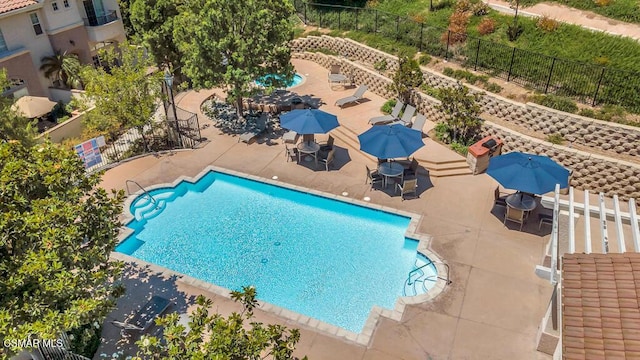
[110,295,171,338]
[538,212,553,230]
[411,113,427,133]
[335,84,368,108]
[390,105,416,126]
[319,135,334,152]
[238,114,267,144]
[494,186,507,208]
[366,165,383,190]
[369,100,404,125]
[318,148,336,171]
[396,178,418,200]
[403,158,420,178]
[285,144,298,163]
[328,64,349,88]
[282,130,298,144]
[504,206,525,231]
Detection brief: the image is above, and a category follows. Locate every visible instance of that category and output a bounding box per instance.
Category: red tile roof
[563,253,640,359]
[0,0,38,15]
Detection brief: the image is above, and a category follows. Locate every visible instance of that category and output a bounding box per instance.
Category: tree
[40,50,83,89]
[135,287,307,360]
[130,0,184,76]
[0,70,37,146]
[0,141,125,357]
[436,81,483,144]
[173,0,295,116]
[80,43,163,143]
[117,0,136,37]
[389,55,423,105]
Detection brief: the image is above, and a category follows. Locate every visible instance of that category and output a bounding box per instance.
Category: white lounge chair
[411,113,427,132]
[238,114,267,144]
[369,100,404,125]
[390,105,416,126]
[335,85,368,108]
[282,130,298,143]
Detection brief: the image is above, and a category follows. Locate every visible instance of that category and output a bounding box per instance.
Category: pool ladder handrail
[407,260,452,286]
[125,180,158,207]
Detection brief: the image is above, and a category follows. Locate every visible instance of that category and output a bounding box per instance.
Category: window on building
[52,2,59,10]
[30,13,43,35]
[0,29,8,53]
[63,0,70,8]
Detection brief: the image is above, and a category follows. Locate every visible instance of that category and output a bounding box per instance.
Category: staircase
[132,190,175,221]
[331,126,472,178]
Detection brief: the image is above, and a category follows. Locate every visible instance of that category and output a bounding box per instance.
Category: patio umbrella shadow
[96,262,198,359]
[295,145,351,172]
[374,171,434,199]
[488,197,553,235]
[251,90,324,109]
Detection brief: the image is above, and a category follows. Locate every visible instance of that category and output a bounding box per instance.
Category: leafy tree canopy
[0,70,37,146]
[436,81,483,144]
[389,55,423,105]
[135,287,307,360]
[0,141,125,357]
[80,43,163,137]
[173,0,296,115]
[130,0,183,74]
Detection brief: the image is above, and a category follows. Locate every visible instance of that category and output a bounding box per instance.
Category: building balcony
[83,10,125,43]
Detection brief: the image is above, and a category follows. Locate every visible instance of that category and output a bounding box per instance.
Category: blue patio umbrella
[280,109,340,134]
[358,124,425,159]
[487,152,570,195]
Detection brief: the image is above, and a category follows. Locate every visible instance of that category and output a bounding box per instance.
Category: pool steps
[133,191,176,221]
[403,257,437,297]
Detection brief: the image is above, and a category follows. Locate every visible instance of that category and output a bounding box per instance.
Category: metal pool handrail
[407,260,452,286]
[125,179,158,206]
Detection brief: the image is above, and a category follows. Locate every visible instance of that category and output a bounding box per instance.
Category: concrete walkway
[484,0,640,40]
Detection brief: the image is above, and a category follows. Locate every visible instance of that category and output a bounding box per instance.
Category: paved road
[483,0,640,41]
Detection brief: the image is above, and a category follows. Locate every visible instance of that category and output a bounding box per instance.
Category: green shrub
[507,22,524,41]
[293,26,305,38]
[374,59,388,72]
[485,82,502,93]
[327,29,345,37]
[450,141,469,155]
[381,99,397,114]
[545,133,565,145]
[306,30,323,36]
[421,84,443,100]
[418,53,432,65]
[442,67,455,77]
[434,121,452,143]
[579,104,630,124]
[530,94,579,113]
[68,323,102,358]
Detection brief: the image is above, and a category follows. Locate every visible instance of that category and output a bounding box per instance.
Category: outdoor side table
[378,162,404,188]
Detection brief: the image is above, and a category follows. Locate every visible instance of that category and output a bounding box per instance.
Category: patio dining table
[506,193,537,213]
[378,162,404,188]
[297,141,320,166]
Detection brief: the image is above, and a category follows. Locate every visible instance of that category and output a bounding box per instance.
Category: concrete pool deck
[97,59,555,360]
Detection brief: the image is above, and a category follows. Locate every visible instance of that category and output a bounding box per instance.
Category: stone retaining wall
[293,48,640,200]
[291,35,640,159]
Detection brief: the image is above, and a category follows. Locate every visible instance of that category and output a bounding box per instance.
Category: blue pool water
[255,73,303,88]
[117,171,437,333]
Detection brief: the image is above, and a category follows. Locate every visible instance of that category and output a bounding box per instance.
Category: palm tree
[40,50,82,89]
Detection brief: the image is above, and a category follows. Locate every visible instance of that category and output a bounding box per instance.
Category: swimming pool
[117,170,437,333]
[255,73,303,88]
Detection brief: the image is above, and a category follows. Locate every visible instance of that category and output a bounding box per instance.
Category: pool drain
[261,258,268,264]
[274,242,281,246]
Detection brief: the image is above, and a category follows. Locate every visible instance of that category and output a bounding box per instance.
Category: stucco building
[0,0,126,98]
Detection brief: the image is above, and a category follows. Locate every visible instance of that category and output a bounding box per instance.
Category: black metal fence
[86,105,202,173]
[294,1,640,113]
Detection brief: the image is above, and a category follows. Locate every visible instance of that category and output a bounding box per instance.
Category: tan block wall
[291,35,640,159]
[292,39,640,200]
[39,111,84,143]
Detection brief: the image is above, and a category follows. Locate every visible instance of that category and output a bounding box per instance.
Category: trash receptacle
[467,136,503,174]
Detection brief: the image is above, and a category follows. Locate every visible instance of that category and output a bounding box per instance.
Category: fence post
[319,9,322,28]
[396,16,400,40]
[507,47,517,82]
[419,23,424,52]
[592,67,606,106]
[375,10,378,33]
[474,38,481,71]
[445,30,450,59]
[338,10,341,30]
[544,57,557,94]
[304,2,307,24]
